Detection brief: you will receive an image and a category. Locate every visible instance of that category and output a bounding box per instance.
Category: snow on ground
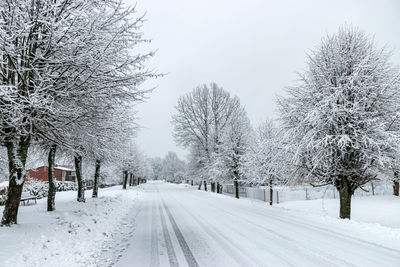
[116,182,400,267]
[0,186,142,267]
[2,182,400,267]
[277,195,400,228]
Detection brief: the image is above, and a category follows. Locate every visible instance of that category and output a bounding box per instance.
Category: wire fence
[220,182,394,204]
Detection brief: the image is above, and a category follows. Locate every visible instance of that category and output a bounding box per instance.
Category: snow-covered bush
[23,180,78,199]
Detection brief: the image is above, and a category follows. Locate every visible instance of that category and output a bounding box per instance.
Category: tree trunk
[234,180,239,199]
[198,181,202,190]
[74,155,85,202]
[338,178,353,219]
[216,182,220,193]
[371,182,375,196]
[129,173,133,186]
[191,180,193,186]
[204,180,207,191]
[211,182,215,192]
[92,159,101,198]
[123,171,128,189]
[393,181,399,196]
[1,138,30,225]
[219,184,223,194]
[269,185,273,206]
[47,145,57,211]
[393,171,399,196]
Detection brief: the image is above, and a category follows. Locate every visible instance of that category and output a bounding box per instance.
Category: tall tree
[0,0,156,224]
[209,108,252,198]
[277,26,400,219]
[172,83,240,187]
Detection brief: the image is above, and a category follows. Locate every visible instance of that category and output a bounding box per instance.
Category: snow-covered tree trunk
[234,180,239,199]
[337,177,354,219]
[393,182,399,196]
[269,184,273,206]
[74,155,85,202]
[122,171,128,189]
[1,138,30,225]
[211,182,215,192]
[393,171,399,196]
[47,145,57,211]
[198,182,202,190]
[92,159,101,198]
[129,173,133,186]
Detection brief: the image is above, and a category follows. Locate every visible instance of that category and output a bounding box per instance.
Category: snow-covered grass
[277,195,400,228]
[0,186,142,267]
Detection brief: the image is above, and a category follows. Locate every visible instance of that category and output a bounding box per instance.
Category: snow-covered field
[1,182,400,267]
[0,186,142,267]
[277,195,400,228]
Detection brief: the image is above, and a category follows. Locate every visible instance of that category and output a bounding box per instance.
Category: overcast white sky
[125,0,400,159]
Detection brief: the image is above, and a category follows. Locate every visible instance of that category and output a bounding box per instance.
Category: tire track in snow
[162,200,200,267]
[165,191,264,267]
[158,200,179,267]
[218,203,398,266]
[180,190,353,267]
[150,198,160,267]
[219,207,351,267]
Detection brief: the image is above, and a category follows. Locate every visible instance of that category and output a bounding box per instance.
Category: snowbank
[277,195,400,228]
[0,186,142,267]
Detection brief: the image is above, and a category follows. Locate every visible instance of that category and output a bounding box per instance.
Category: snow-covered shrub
[23,180,77,199]
[55,181,78,192]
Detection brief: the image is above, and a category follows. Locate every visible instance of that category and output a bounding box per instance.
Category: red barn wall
[54,169,63,181]
[26,166,48,182]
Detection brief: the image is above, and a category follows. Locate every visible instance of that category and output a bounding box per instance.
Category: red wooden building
[26,165,76,182]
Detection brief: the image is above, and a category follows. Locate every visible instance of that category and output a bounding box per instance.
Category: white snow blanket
[0,186,142,267]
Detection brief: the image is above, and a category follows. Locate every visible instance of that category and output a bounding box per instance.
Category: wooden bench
[20,192,37,205]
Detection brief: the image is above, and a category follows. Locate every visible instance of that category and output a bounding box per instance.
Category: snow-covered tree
[172,83,241,190]
[149,157,163,180]
[0,0,156,224]
[277,25,400,219]
[119,143,151,189]
[161,152,186,183]
[209,107,252,197]
[0,0,87,224]
[241,119,288,204]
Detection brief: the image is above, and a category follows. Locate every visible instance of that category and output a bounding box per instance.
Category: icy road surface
[114,182,400,267]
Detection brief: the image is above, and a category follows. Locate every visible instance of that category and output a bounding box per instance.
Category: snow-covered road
[115,182,400,267]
